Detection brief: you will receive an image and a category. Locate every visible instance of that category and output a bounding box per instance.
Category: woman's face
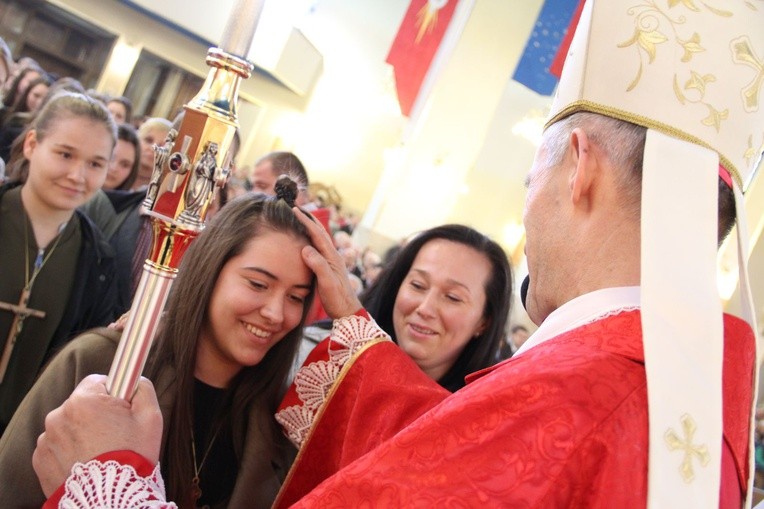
[104,139,137,190]
[196,230,313,387]
[392,239,490,382]
[22,116,113,214]
[136,126,169,186]
[16,70,41,102]
[25,82,49,113]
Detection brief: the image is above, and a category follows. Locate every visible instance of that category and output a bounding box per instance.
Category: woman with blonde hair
[134,117,172,189]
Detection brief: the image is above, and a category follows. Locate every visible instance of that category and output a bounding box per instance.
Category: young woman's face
[16,70,41,102]
[22,116,113,213]
[104,139,136,190]
[25,82,49,113]
[196,230,312,387]
[392,239,490,382]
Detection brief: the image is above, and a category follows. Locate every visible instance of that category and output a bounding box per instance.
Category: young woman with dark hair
[103,123,141,191]
[0,74,53,162]
[0,178,321,508]
[2,65,43,110]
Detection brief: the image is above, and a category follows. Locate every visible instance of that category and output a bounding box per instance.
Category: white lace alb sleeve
[58,459,176,509]
[275,313,390,448]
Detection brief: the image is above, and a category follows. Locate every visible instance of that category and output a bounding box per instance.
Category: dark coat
[0,182,118,362]
[80,188,145,315]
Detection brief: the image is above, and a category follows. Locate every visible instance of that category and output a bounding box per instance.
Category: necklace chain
[23,213,65,291]
[0,210,66,384]
[190,423,223,506]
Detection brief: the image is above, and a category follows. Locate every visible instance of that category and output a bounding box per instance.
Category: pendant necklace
[0,215,64,382]
[190,423,222,508]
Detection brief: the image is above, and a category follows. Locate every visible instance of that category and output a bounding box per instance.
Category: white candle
[219,0,266,58]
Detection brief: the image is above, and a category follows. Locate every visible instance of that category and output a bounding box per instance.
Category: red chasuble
[275,310,754,508]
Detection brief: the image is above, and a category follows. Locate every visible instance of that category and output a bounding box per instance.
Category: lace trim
[584,306,640,327]
[60,459,176,509]
[276,314,390,447]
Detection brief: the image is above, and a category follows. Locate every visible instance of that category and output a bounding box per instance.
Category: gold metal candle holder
[107,46,255,400]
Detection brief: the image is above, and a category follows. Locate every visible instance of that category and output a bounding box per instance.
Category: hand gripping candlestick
[107,0,264,400]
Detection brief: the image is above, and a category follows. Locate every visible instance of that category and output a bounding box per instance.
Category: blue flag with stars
[512,0,580,96]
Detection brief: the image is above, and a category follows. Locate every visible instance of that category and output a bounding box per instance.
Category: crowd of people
[0,36,531,507]
[0,1,762,506]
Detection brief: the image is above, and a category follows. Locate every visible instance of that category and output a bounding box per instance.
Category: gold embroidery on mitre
[731,36,764,113]
[667,0,735,17]
[743,1,764,14]
[619,2,731,129]
[672,72,728,132]
[668,0,700,11]
[744,133,764,168]
[617,6,668,91]
[415,0,448,44]
[664,414,711,483]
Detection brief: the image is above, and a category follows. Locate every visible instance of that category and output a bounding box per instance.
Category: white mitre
[546,1,764,508]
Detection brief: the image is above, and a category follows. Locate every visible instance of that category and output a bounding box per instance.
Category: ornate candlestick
[107,2,261,400]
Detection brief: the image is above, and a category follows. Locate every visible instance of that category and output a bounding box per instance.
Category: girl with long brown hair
[0,177,316,508]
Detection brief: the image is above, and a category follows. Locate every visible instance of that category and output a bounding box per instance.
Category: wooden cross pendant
[0,287,46,383]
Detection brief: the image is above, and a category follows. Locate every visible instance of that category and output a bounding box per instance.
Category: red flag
[549,0,585,78]
[386,0,459,116]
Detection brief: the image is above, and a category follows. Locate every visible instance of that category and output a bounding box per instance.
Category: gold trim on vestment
[273,337,390,508]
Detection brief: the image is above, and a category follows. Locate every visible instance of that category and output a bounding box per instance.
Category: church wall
[47,0,310,174]
[361,0,545,252]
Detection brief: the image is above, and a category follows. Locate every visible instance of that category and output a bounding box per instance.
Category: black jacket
[80,188,146,315]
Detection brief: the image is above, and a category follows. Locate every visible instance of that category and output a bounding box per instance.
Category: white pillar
[95,36,142,97]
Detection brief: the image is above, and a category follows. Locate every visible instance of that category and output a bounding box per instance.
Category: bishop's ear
[568,128,596,206]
